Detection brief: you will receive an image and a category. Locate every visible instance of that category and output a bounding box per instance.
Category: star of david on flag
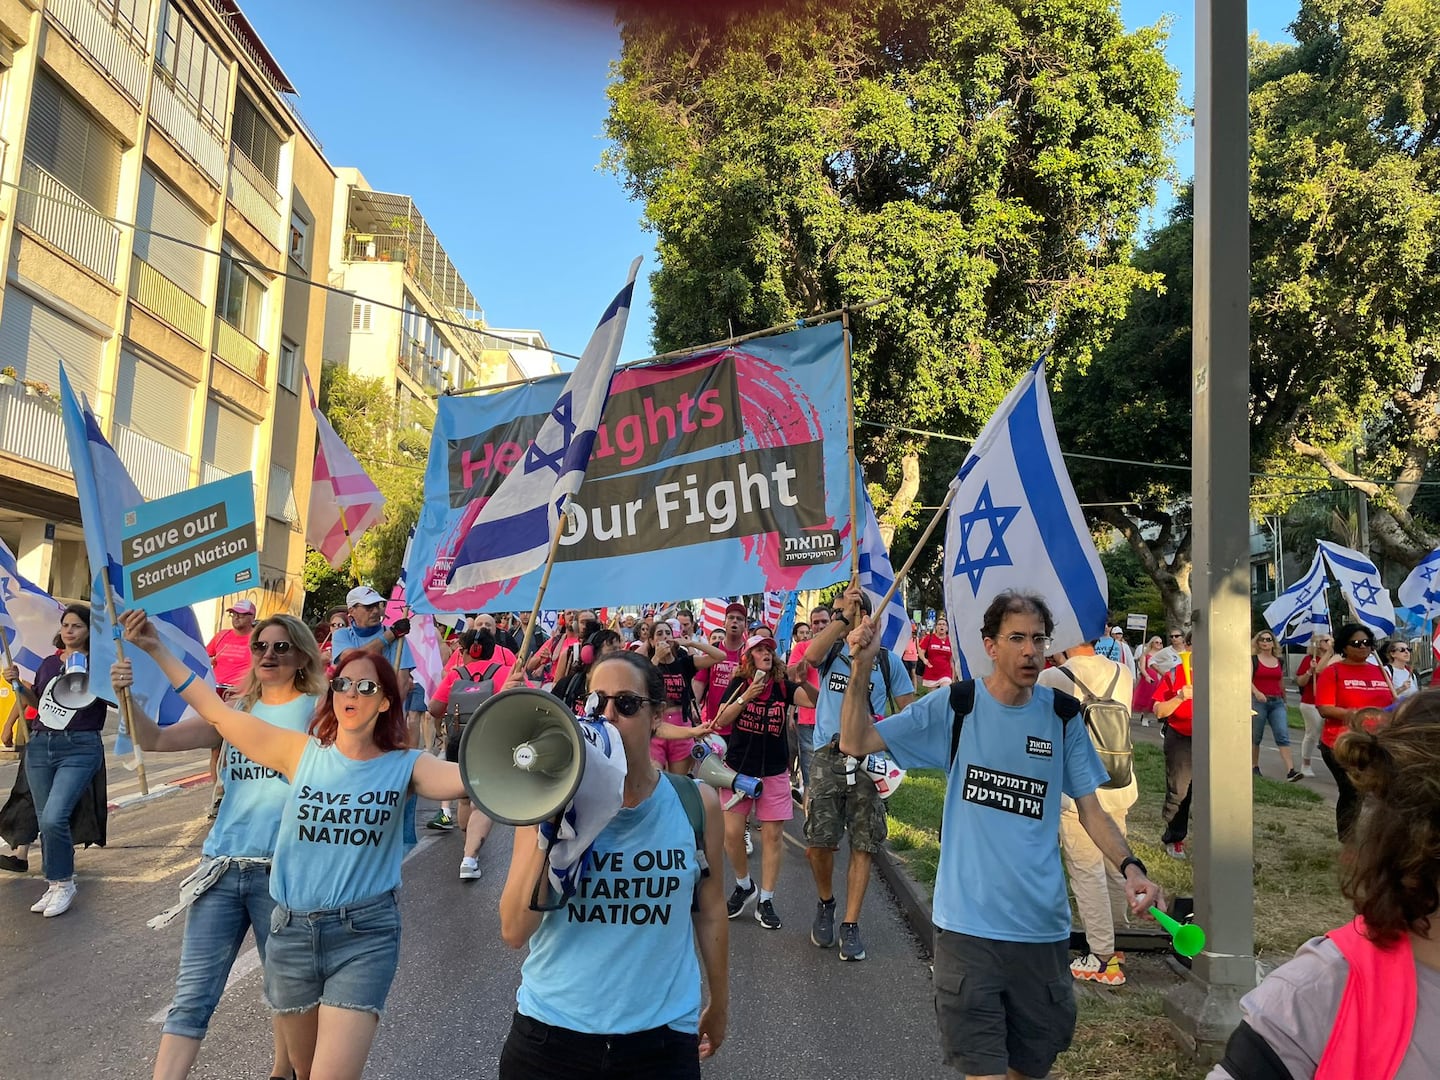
[1317,540,1395,638]
[440,259,641,602]
[1264,548,1332,645]
[942,358,1108,678]
[1398,548,1440,622]
[854,463,913,656]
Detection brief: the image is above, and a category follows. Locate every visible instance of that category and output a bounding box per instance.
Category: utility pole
[1167,0,1255,1060]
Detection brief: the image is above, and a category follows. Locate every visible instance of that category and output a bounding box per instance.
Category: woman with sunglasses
[711,634,819,930]
[1380,639,1419,701]
[1295,632,1334,778]
[112,614,325,1080]
[1314,623,1396,840]
[499,650,729,1078]
[648,620,727,774]
[121,610,468,1080]
[1251,631,1302,781]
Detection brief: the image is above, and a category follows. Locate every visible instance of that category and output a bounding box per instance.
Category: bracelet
[173,672,196,694]
[835,613,851,626]
[1118,855,1147,879]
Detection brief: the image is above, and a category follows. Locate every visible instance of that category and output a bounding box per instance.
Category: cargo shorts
[803,739,887,853]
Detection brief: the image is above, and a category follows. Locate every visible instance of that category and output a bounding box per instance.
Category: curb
[108,771,213,811]
[871,841,935,956]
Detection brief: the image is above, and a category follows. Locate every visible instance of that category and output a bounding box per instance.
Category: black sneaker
[811,897,837,948]
[754,898,781,930]
[726,882,757,919]
[839,921,867,961]
[0,854,27,873]
[1286,769,1304,783]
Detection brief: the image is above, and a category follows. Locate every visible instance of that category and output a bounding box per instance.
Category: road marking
[148,832,442,1023]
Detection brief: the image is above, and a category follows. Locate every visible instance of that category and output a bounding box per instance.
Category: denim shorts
[263,890,401,1017]
[163,860,276,1039]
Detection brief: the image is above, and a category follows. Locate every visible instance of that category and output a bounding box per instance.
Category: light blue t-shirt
[268,740,421,912]
[203,694,317,859]
[518,776,704,1035]
[330,623,401,668]
[876,681,1108,943]
[812,644,913,748]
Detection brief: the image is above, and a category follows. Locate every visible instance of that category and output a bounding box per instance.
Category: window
[278,339,300,394]
[156,0,228,139]
[288,214,309,269]
[217,252,264,340]
[231,93,282,188]
[0,289,103,394]
[134,168,208,297]
[25,71,120,212]
[96,0,151,48]
[115,351,192,449]
[267,463,299,523]
[351,301,372,333]
[203,397,254,476]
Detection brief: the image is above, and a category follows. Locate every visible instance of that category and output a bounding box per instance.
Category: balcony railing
[213,317,267,382]
[0,378,69,472]
[129,256,206,342]
[200,461,229,486]
[17,158,120,281]
[226,146,282,247]
[45,0,149,104]
[149,73,226,187]
[113,423,191,500]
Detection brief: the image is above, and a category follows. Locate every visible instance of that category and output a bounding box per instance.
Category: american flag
[701,598,730,635]
[762,591,785,630]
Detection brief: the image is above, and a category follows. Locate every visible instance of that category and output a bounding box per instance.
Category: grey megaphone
[690,738,764,811]
[51,652,95,710]
[457,687,586,825]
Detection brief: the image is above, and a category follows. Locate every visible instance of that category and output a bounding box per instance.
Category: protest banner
[121,472,259,612]
[409,322,851,612]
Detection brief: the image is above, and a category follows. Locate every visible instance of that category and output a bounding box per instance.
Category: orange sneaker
[1071,952,1126,986]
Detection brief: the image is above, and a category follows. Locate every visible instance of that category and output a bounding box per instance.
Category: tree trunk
[1096,505,1193,630]
[878,451,922,549]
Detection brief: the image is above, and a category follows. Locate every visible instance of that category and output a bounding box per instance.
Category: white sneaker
[459,856,481,881]
[30,883,58,913]
[1141,717,1150,727]
[744,828,753,856]
[1301,765,1316,778]
[42,880,76,917]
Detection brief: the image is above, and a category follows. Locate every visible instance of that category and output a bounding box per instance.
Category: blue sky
[241,0,1300,366]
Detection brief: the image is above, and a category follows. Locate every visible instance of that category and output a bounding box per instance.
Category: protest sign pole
[101,580,148,796]
[843,307,860,580]
[873,484,959,617]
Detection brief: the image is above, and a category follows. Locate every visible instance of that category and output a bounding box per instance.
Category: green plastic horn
[1150,906,1206,957]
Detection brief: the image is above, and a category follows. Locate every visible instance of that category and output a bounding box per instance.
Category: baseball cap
[1109,625,1124,635]
[346,586,385,607]
[227,600,256,616]
[745,633,778,653]
[724,602,747,618]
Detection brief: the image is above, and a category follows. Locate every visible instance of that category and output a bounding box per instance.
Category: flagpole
[515,512,571,672]
[101,579,148,797]
[874,484,961,617]
[843,307,861,580]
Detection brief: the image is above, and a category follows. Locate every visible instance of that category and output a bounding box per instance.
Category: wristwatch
[1118,855,1148,879]
[834,613,851,626]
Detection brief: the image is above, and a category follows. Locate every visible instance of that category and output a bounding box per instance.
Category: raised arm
[804,582,860,665]
[683,638,727,669]
[837,617,890,757]
[120,610,308,779]
[108,658,219,753]
[409,753,467,802]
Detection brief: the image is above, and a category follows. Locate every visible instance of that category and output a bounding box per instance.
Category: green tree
[604,0,1182,523]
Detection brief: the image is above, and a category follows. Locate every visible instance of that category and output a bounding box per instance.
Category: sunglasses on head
[331,676,381,696]
[251,639,293,655]
[584,691,652,717]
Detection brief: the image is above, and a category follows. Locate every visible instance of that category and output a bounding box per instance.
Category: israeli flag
[1264,548,1331,645]
[855,464,913,656]
[0,538,64,681]
[1397,548,1440,621]
[942,359,1108,677]
[444,259,640,596]
[59,365,214,751]
[1318,540,1395,637]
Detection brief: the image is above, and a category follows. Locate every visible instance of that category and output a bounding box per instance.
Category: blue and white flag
[942,359,1108,678]
[1318,540,1396,637]
[1264,548,1331,645]
[441,259,641,602]
[774,591,799,654]
[59,365,213,751]
[855,464,913,657]
[0,538,64,681]
[1397,548,1440,621]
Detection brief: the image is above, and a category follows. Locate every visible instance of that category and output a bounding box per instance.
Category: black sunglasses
[1346,639,1374,649]
[251,639,293,655]
[585,691,653,718]
[331,676,381,696]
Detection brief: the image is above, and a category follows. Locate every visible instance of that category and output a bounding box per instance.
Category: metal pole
[1167,0,1254,1058]
[843,309,861,581]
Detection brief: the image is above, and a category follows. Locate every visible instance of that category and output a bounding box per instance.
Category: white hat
[346,586,385,607]
[1109,625,1124,635]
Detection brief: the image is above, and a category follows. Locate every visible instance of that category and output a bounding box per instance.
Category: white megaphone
[690,736,764,811]
[457,687,589,825]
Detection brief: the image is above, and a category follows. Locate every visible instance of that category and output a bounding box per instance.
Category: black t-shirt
[657,652,699,721]
[721,675,796,779]
[32,653,111,732]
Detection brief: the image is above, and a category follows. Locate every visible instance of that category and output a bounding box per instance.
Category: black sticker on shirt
[1025,736,1053,758]
[962,764,1048,819]
[826,670,875,695]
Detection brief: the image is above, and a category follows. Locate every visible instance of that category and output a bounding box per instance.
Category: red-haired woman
[121,611,467,1080]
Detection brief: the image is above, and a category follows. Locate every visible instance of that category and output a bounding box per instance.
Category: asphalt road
[2,784,944,1080]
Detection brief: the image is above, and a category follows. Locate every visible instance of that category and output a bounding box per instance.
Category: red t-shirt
[1252,657,1285,698]
[788,640,819,726]
[1296,655,1318,705]
[432,654,516,709]
[1314,662,1394,747]
[1155,661,1193,736]
[918,633,954,682]
[206,629,251,687]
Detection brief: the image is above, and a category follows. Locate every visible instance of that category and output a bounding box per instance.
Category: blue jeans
[264,890,401,1016]
[163,861,276,1039]
[25,729,104,881]
[795,723,816,790]
[1251,697,1290,748]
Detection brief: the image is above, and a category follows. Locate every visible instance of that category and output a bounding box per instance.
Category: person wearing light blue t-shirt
[122,612,468,1080]
[838,592,1163,1080]
[330,585,407,670]
[112,613,326,1080]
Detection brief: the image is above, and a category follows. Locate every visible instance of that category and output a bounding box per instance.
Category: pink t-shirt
[698,643,743,728]
[789,640,819,726]
[431,654,516,709]
[206,629,251,687]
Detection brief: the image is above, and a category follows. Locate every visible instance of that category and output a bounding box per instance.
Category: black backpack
[1052,665,1134,789]
[448,659,504,728]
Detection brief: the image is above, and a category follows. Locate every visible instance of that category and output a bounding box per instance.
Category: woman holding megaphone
[121,609,468,1080]
[712,634,818,931]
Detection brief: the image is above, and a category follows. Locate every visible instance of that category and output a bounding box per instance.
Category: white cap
[346,586,385,607]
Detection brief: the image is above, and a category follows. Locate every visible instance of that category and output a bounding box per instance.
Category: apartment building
[479,327,558,383]
[323,167,524,422]
[0,0,332,620]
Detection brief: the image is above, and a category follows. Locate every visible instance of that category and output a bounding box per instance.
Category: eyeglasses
[584,691,653,718]
[1169,633,1184,639]
[1258,637,1274,643]
[996,633,1053,650]
[1345,639,1374,650]
[331,677,381,696]
[251,640,293,655]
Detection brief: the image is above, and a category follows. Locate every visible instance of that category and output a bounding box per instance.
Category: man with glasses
[1153,629,1195,859]
[330,585,409,669]
[838,591,1161,1079]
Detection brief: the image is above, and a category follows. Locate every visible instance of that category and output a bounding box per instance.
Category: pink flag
[305,371,385,569]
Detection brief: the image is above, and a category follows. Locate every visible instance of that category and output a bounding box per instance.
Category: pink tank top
[1314,917,1416,1080]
